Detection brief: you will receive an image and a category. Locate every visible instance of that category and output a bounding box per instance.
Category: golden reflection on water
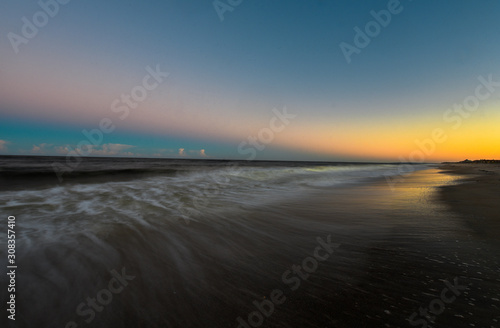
[299,168,474,238]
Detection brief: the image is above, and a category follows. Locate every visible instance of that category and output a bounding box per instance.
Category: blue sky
[1,0,499,161]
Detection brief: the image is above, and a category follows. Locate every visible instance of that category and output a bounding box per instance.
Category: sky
[1,0,499,162]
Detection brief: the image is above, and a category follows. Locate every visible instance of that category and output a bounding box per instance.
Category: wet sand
[3,168,500,328]
[257,168,500,328]
[438,163,500,240]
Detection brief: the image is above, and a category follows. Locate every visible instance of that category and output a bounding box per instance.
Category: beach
[0,157,499,327]
[438,163,500,241]
[3,1,500,327]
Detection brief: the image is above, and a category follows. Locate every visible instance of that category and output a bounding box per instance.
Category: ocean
[0,156,425,225]
[1,156,498,328]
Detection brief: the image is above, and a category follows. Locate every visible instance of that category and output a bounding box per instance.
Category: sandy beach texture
[439,163,500,240]
[2,164,499,328]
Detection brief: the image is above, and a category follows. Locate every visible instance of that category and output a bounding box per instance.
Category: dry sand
[439,163,500,240]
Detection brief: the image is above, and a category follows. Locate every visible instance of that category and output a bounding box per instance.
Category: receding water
[0,156,498,328]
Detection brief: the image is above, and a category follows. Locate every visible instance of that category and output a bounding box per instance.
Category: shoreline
[2,164,499,327]
[438,163,500,240]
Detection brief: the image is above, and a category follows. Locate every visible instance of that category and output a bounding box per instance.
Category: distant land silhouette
[442,159,500,164]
